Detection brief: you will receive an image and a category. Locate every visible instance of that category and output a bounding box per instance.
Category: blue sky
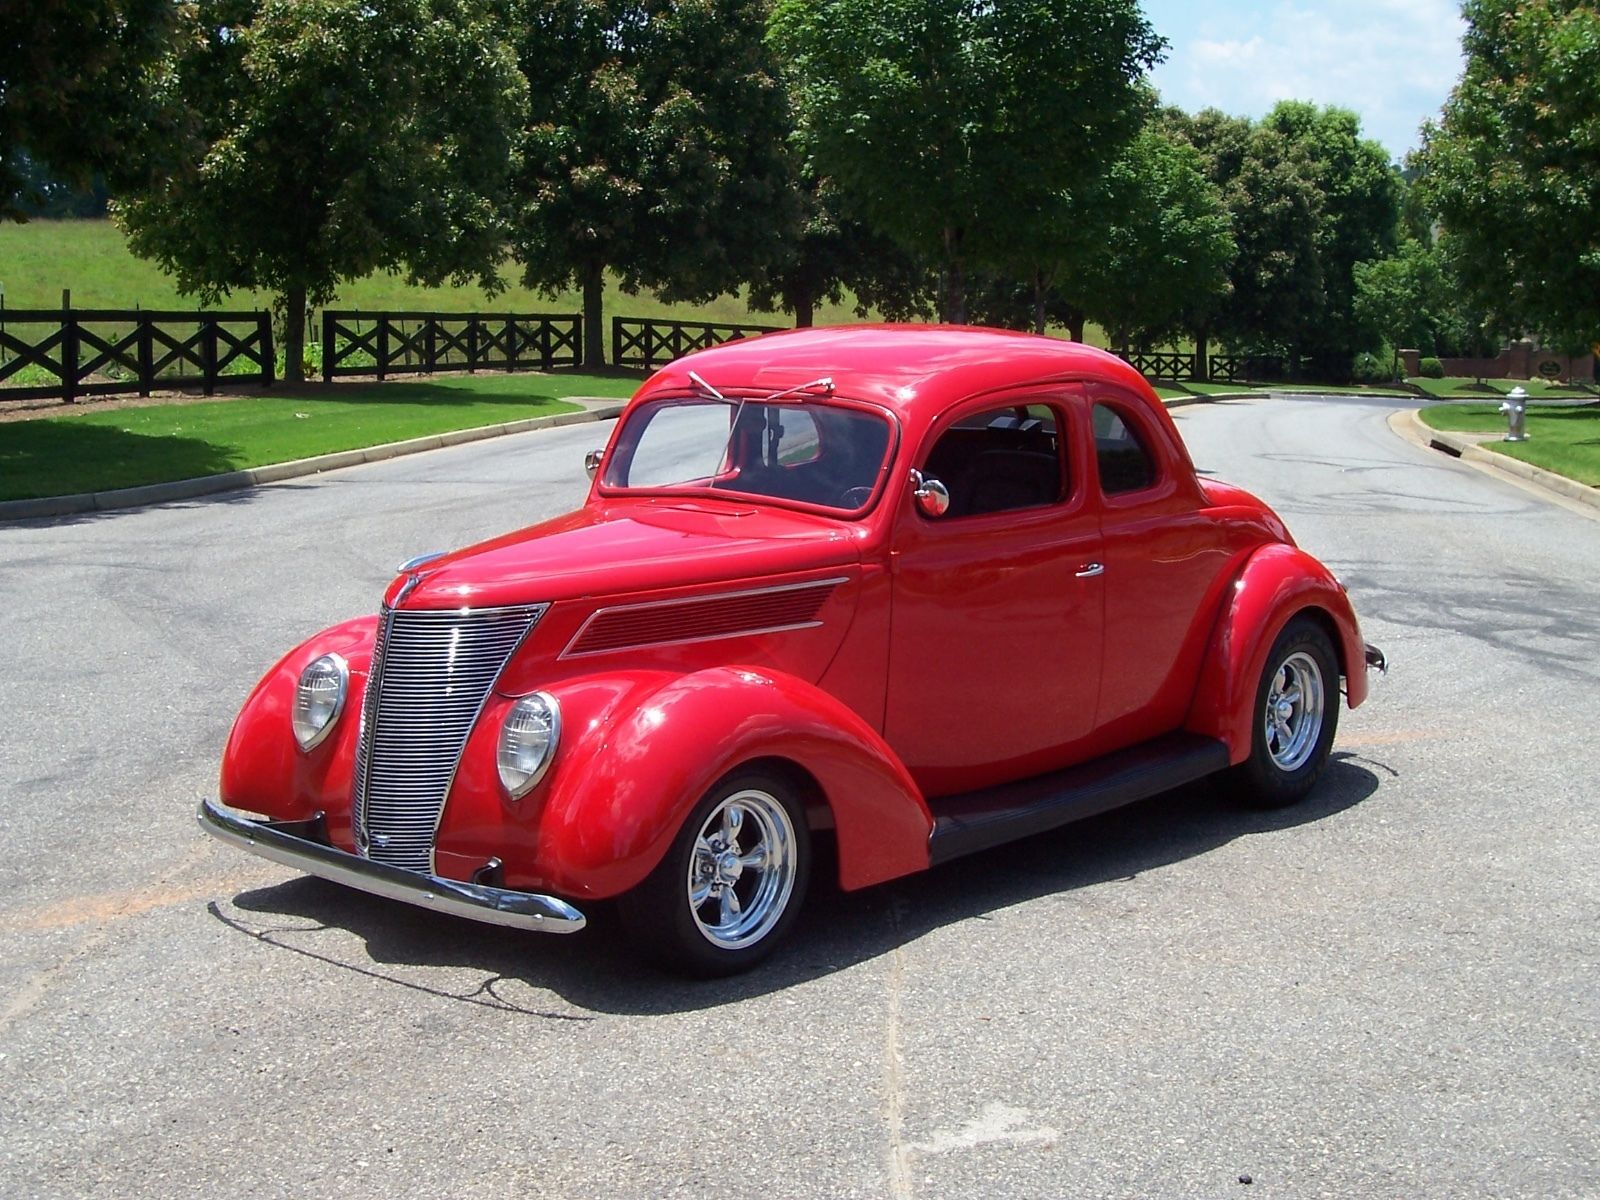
[1140,0,1467,162]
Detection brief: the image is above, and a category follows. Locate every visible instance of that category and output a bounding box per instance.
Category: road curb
[0,400,626,522]
[1397,408,1600,515]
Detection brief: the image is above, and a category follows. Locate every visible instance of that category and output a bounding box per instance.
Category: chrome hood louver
[352,598,547,872]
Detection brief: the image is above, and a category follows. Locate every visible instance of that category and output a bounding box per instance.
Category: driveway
[1,395,1595,1198]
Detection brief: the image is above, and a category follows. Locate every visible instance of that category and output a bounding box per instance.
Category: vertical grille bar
[351,602,546,872]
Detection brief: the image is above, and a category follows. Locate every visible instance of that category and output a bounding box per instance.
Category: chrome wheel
[686,788,799,950]
[1263,650,1325,772]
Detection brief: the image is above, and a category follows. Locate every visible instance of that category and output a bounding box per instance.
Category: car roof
[634,325,1160,428]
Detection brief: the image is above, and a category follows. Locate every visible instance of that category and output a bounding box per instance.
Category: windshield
[602,396,894,513]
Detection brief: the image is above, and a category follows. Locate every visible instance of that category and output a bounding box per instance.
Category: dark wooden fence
[321,311,582,380]
[0,309,273,403]
[1208,353,1291,384]
[613,317,782,372]
[1118,350,1198,380]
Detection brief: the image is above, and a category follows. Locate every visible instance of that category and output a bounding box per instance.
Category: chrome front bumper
[198,797,586,933]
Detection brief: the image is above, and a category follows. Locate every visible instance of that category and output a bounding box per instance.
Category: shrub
[1352,351,1396,383]
[1419,356,1446,378]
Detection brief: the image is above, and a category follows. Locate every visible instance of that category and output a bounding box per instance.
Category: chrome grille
[352,602,546,872]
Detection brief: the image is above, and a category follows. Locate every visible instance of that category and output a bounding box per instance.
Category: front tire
[1229,616,1339,809]
[618,770,811,977]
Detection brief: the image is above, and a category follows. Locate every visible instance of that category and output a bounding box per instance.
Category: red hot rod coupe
[202,326,1383,975]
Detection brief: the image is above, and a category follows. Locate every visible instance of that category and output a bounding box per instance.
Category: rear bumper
[197,797,587,934]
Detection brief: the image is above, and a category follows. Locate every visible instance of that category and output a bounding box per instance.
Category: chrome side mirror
[584,449,603,480]
[910,469,951,517]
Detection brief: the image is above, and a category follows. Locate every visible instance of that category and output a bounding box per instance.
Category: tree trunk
[792,283,815,328]
[1193,326,1210,381]
[283,282,307,384]
[582,261,605,369]
[1063,306,1086,343]
[941,227,966,324]
[1032,270,1047,336]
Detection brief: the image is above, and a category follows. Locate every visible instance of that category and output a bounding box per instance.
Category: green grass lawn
[0,217,876,335]
[0,218,1116,348]
[1418,401,1600,487]
[1409,375,1597,401]
[0,370,637,502]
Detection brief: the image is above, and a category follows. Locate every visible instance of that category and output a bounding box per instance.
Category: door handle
[1075,563,1105,578]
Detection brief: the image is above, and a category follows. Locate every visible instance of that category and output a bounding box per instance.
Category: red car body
[203,326,1380,974]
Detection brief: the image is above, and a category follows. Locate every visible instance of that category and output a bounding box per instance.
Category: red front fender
[218,616,377,844]
[436,667,932,900]
[1185,543,1370,763]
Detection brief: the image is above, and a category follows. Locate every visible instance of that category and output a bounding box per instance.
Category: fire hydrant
[1499,386,1529,442]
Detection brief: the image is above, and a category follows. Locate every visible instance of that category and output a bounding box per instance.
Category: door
[1090,389,1234,747]
[885,392,1105,797]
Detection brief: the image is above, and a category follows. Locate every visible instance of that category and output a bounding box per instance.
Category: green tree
[1414,0,1600,351]
[509,0,793,366]
[116,0,526,381]
[1262,102,1399,375]
[745,171,935,327]
[0,0,174,220]
[1168,103,1398,377]
[770,0,1164,323]
[1355,235,1499,362]
[1071,127,1234,352]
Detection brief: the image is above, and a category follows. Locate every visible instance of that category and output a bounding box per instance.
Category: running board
[927,733,1231,866]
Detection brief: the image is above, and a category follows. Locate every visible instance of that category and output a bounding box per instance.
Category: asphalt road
[1,394,1596,1198]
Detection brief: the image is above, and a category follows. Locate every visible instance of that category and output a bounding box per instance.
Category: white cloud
[1145,0,1467,160]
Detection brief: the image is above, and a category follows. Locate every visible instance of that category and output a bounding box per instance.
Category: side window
[1093,403,1158,495]
[924,403,1066,518]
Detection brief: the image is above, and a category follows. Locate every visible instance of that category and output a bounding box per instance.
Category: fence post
[425,317,437,374]
[137,311,154,398]
[612,317,622,370]
[376,317,389,381]
[61,310,79,404]
[467,316,479,373]
[201,315,219,395]
[507,316,519,370]
[260,311,276,386]
[322,310,334,382]
[572,317,581,370]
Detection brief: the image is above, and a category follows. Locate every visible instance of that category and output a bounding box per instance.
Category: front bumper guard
[198,797,586,934]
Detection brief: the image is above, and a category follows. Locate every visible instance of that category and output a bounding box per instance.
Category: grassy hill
[0,218,855,327]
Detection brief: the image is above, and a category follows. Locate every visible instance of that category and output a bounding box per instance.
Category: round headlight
[498,692,561,799]
[292,653,348,750]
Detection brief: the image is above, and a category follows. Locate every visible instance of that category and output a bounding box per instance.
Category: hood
[385,499,864,610]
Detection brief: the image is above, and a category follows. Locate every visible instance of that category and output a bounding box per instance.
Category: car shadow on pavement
[215,752,1385,1016]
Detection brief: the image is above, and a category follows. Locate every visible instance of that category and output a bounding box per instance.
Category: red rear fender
[1186,544,1370,762]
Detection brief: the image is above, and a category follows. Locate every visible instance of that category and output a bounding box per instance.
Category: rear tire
[618,770,811,978]
[1229,616,1339,809]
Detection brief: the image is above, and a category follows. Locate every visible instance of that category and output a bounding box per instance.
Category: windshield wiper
[763,376,834,402]
[687,371,726,401]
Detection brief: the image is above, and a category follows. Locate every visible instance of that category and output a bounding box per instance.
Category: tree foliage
[1069,126,1234,349]
[1168,102,1398,376]
[1353,236,1495,361]
[509,0,792,365]
[115,0,526,381]
[744,171,934,327]
[1415,0,1600,351]
[1,0,174,220]
[770,0,1164,322]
